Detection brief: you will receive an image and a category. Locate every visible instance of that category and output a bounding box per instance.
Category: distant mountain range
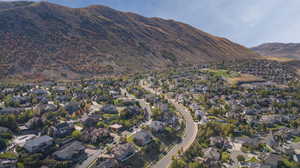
[252,43,300,60]
[0,1,258,80]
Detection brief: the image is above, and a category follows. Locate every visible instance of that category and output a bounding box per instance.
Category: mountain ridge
[0,1,258,80]
[252,42,300,60]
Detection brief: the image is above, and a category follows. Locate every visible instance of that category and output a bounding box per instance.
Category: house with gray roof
[0,158,17,168]
[112,143,136,162]
[149,121,164,132]
[133,130,153,146]
[101,105,118,114]
[53,141,86,162]
[24,136,53,153]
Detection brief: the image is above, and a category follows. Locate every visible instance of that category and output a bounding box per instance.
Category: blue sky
[3,0,300,47]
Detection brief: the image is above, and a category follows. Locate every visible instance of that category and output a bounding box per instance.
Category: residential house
[14,134,36,147]
[195,110,206,121]
[112,143,137,162]
[0,158,17,168]
[209,137,231,149]
[0,108,22,115]
[133,131,153,146]
[243,109,259,115]
[53,141,86,162]
[149,121,164,132]
[101,105,118,114]
[12,96,31,107]
[81,128,112,144]
[25,117,43,129]
[18,125,32,135]
[232,136,260,151]
[121,99,138,106]
[109,124,123,132]
[123,106,141,117]
[31,89,48,96]
[259,134,277,149]
[0,127,11,135]
[53,86,67,95]
[109,90,121,99]
[64,102,81,114]
[48,122,74,138]
[261,153,281,168]
[56,95,71,103]
[202,147,220,161]
[81,115,100,128]
[259,115,282,127]
[158,104,169,113]
[35,104,58,116]
[24,136,53,153]
[293,149,300,163]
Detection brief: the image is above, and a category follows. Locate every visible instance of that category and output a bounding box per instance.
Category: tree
[17,110,34,123]
[0,115,17,130]
[170,159,186,168]
[21,153,43,168]
[3,95,18,107]
[237,155,245,162]
[71,130,81,140]
[188,162,203,168]
[152,108,162,120]
[221,152,231,162]
[0,138,7,151]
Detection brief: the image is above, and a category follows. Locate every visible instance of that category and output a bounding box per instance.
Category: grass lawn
[258,56,295,63]
[103,113,119,120]
[0,152,17,159]
[127,134,134,143]
[202,69,238,78]
[293,136,300,143]
[227,74,264,85]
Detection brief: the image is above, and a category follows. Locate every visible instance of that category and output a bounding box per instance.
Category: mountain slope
[0,1,34,11]
[252,43,300,60]
[0,1,258,80]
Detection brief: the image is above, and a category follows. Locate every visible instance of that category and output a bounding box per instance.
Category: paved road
[140,81,198,168]
[76,150,102,168]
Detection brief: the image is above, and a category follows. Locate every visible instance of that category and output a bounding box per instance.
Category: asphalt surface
[141,82,198,168]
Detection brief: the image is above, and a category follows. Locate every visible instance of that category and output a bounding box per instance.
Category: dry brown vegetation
[0,1,258,80]
[227,74,264,85]
[257,56,296,63]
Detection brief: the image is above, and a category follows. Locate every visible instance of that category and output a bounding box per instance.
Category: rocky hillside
[0,1,258,80]
[252,43,300,60]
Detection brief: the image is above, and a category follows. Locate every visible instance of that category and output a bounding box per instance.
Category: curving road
[140,81,198,168]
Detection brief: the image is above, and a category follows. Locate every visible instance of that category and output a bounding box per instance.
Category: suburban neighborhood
[0,78,184,168]
[0,60,300,168]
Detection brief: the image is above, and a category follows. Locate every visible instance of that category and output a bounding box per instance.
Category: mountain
[0,1,258,80]
[252,43,300,60]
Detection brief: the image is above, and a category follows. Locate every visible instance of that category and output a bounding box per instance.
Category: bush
[170,158,186,168]
[0,115,17,130]
[71,130,81,139]
[221,152,230,162]
[0,138,7,150]
[280,158,300,168]
[237,155,245,162]
[0,152,16,159]
[188,162,203,168]
[0,132,13,139]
